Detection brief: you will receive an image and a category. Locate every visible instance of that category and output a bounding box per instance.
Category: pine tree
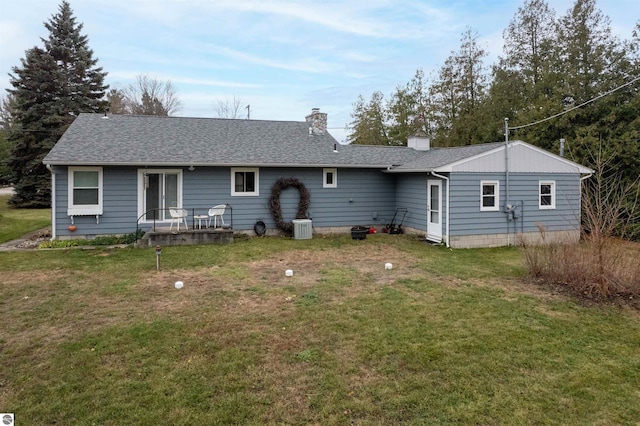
[0,95,17,185]
[430,28,489,146]
[490,0,557,129]
[7,1,108,207]
[42,1,108,115]
[387,69,432,146]
[347,92,390,145]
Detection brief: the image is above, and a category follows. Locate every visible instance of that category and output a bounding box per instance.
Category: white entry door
[427,180,442,243]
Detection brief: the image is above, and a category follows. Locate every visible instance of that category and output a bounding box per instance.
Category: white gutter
[430,171,450,248]
[46,164,56,240]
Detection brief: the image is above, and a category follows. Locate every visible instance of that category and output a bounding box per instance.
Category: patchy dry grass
[1,236,639,425]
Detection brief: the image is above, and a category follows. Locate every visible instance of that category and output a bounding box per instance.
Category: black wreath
[269,177,310,235]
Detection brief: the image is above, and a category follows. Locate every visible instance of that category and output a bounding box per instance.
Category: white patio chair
[208,204,226,228]
[169,207,188,231]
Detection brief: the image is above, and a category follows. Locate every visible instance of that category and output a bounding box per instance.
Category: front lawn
[0,194,51,244]
[1,236,638,424]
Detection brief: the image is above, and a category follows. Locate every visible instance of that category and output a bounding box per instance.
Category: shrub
[522,150,640,299]
[522,228,640,299]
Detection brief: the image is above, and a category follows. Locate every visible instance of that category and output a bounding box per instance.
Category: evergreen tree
[430,28,489,146]
[7,1,108,207]
[538,0,634,156]
[106,89,127,114]
[387,69,432,146]
[0,95,17,185]
[7,47,67,207]
[489,0,558,135]
[347,92,390,145]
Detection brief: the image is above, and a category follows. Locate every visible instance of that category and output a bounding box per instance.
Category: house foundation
[450,229,580,249]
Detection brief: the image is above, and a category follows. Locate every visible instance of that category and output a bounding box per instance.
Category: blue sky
[0,0,636,143]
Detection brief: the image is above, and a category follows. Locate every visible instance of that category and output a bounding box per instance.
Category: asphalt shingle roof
[43,113,419,168]
[391,142,506,171]
[43,113,509,171]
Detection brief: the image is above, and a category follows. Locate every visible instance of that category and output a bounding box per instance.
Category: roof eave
[43,160,397,169]
[384,168,433,173]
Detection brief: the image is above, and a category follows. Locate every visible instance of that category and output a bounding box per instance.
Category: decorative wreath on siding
[269,177,310,235]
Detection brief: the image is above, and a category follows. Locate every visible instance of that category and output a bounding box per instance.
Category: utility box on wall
[292,219,312,240]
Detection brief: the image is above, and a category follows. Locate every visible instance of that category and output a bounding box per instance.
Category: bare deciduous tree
[213,96,245,119]
[522,146,640,298]
[121,75,182,116]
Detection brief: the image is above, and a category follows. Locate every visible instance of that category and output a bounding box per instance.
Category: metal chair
[208,204,226,228]
[169,207,188,231]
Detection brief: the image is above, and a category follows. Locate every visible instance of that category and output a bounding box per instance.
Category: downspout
[430,171,450,248]
[580,173,593,232]
[504,118,511,246]
[46,164,56,240]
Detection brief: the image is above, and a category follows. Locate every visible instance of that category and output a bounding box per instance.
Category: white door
[427,180,442,243]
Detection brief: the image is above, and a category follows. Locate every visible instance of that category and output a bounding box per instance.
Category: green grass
[1,235,639,425]
[0,194,51,244]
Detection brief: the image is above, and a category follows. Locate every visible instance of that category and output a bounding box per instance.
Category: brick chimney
[305,108,327,135]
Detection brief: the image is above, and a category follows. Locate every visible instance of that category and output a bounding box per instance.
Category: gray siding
[395,173,428,232]
[53,166,397,237]
[448,172,581,237]
[52,165,582,241]
[55,166,139,237]
[182,167,397,231]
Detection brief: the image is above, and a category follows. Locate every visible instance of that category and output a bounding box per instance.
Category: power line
[508,75,640,131]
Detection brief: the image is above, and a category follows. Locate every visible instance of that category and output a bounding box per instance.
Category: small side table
[194,214,209,229]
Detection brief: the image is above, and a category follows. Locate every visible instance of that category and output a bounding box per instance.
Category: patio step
[136,228,234,247]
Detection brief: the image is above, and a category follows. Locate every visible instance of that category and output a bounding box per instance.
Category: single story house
[42,109,593,248]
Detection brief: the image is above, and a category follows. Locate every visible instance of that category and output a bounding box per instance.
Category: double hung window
[68,167,103,216]
[539,181,555,209]
[480,181,499,211]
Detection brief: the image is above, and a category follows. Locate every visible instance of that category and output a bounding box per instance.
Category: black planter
[351,226,369,240]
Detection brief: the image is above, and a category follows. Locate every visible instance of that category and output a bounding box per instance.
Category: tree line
[0,1,188,206]
[0,0,249,206]
[349,0,639,184]
[1,0,637,216]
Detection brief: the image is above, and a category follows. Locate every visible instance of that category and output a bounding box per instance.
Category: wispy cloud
[2,0,636,131]
[206,0,433,39]
[108,71,262,89]
[200,43,339,74]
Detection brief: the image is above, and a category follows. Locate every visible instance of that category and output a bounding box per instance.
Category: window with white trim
[68,167,103,215]
[480,181,499,211]
[323,168,337,188]
[539,181,555,209]
[231,168,259,196]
